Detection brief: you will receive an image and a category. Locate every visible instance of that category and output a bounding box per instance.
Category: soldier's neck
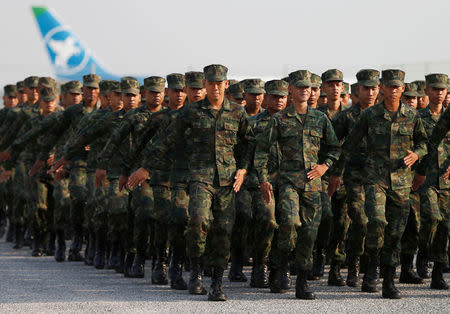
[208,95,225,110]
[245,104,260,116]
[429,102,443,115]
[327,99,340,111]
[293,101,308,114]
[169,103,183,111]
[384,99,401,112]
[147,103,162,112]
[360,101,373,110]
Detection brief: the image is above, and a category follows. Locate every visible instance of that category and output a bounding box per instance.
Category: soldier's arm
[322,116,341,167]
[254,117,278,184]
[0,110,25,150]
[340,111,369,163]
[237,112,256,171]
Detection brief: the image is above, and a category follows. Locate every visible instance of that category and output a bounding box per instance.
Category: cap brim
[382,80,403,87]
[267,91,288,96]
[230,93,243,99]
[428,83,448,89]
[293,80,312,87]
[42,96,57,101]
[323,77,343,82]
[417,92,426,97]
[168,84,185,90]
[245,88,265,94]
[67,89,82,94]
[121,88,139,95]
[145,86,165,93]
[205,76,226,82]
[403,92,418,97]
[25,83,38,88]
[84,82,100,88]
[186,82,203,89]
[5,92,17,97]
[311,83,321,88]
[358,80,380,87]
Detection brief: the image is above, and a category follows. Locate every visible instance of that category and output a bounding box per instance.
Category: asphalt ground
[0,239,449,313]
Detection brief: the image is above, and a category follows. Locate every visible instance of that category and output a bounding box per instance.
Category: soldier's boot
[399,254,423,284]
[31,232,43,257]
[430,262,449,290]
[250,263,269,288]
[361,256,379,293]
[382,265,402,299]
[6,222,14,242]
[208,267,227,301]
[184,259,191,272]
[107,241,120,269]
[228,249,247,282]
[311,249,325,280]
[270,261,291,293]
[443,252,450,273]
[12,224,23,249]
[203,265,212,277]
[359,254,369,274]
[84,232,96,266]
[45,232,56,256]
[115,250,126,273]
[295,268,316,300]
[188,258,207,295]
[93,233,106,269]
[130,251,145,278]
[346,255,361,287]
[68,229,83,262]
[152,250,168,284]
[169,255,187,290]
[416,250,430,279]
[328,261,346,286]
[55,229,66,262]
[0,217,7,239]
[123,252,135,277]
[23,227,32,247]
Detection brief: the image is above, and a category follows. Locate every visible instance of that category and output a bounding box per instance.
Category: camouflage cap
[228,79,238,86]
[281,77,290,84]
[321,69,343,82]
[243,78,265,94]
[111,80,121,93]
[351,83,359,96]
[40,86,58,101]
[185,71,204,89]
[64,80,82,94]
[320,92,327,97]
[425,73,448,89]
[356,69,380,87]
[120,77,140,95]
[341,82,350,95]
[413,80,426,97]
[144,76,165,93]
[265,80,289,96]
[310,73,322,88]
[24,76,39,88]
[403,82,419,97]
[83,74,101,88]
[381,69,405,87]
[167,73,185,90]
[38,77,57,88]
[99,80,116,95]
[289,70,312,87]
[3,85,17,97]
[16,81,24,92]
[227,83,244,99]
[203,64,228,81]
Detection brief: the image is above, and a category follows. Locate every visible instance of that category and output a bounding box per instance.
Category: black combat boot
[250,255,270,288]
[130,250,145,278]
[6,221,14,242]
[346,255,361,287]
[361,256,379,293]
[328,261,346,286]
[31,232,43,257]
[152,249,168,284]
[399,254,423,284]
[115,249,125,273]
[311,248,325,280]
[430,262,449,290]
[68,228,83,262]
[228,249,247,282]
[295,268,316,300]
[55,229,66,262]
[270,260,291,293]
[0,216,7,239]
[416,250,430,279]
[107,241,120,269]
[169,254,187,290]
[208,268,227,301]
[382,265,401,299]
[23,227,32,247]
[188,257,207,295]
[12,224,23,249]
[123,252,135,277]
[93,232,106,269]
[84,232,96,266]
[45,232,56,256]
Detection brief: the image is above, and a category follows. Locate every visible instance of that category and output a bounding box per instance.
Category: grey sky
[1,0,450,88]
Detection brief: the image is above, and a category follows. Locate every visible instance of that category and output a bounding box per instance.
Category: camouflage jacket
[254,105,340,191]
[143,97,254,187]
[341,101,428,190]
[416,107,449,189]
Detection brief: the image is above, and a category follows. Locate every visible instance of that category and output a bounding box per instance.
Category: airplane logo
[48,36,81,69]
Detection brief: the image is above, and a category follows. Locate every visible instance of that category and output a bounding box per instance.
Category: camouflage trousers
[68,166,87,229]
[11,162,28,227]
[169,183,189,259]
[328,185,350,264]
[151,185,171,256]
[92,178,109,234]
[418,187,450,263]
[132,181,153,253]
[187,182,235,269]
[272,184,322,271]
[400,191,420,255]
[345,183,368,257]
[53,177,70,231]
[28,177,54,235]
[315,180,332,250]
[83,172,96,232]
[364,184,410,267]
[107,178,131,249]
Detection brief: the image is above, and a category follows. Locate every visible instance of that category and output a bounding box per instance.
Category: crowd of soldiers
[0,64,449,302]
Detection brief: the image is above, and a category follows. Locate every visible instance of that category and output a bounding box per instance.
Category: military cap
[351,83,359,96]
[83,74,101,88]
[403,82,419,97]
[38,77,57,88]
[341,82,350,95]
[288,70,312,87]
[228,83,244,99]
[144,76,165,93]
[381,69,405,87]
[98,80,115,95]
[265,80,289,96]
[310,73,322,88]
[320,92,327,97]
[3,85,17,97]
[16,81,24,92]
[166,73,185,90]
[356,69,380,87]
[203,64,228,81]
[24,76,39,88]
[448,78,450,89]
[425,73,448,89]
[120,77,140,95]
[228,79,238,86]
[321,69,343,82]
[111,80,121,93]
[243,78,265,94]
[185,71,204,89]
[40,86,58,101]
[413,80,426,97]
[281,76,290,84]
[64,80,83,94]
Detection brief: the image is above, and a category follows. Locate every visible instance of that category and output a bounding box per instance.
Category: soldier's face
[122,93,140,111]
[402,95,418,109]
[108,91,124,111]
[185,86,206,103]
[380,84,404,103]
[308,87,320,107]
[292,86,311,103]
[203,80,228,102]
[350,94,359,105]
[417,95,429,109]
[267,94,287,113]
[340,93,350,106]
[40,99,57,115]
[229,96,246,107]
[82,86,100,105]
[168,88,187,107]
[63,92,82,107]
[357,85,379,107]
[24,86,39,102]
[425,86,447,105]
[145,90,164,107]
[3,96,18,108]
[99,93,109,109]
[323,81,343,101]
[243,93,264,108]
[18,91,28,104]
[444,93,450,107]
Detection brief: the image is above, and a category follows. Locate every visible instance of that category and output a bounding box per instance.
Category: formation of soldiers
[0,64,449,302]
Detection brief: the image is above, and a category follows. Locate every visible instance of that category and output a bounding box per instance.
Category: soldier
[414,80,429,109]
[307,74,322,109]
[350,83,359,106]
[185,71,206,104]
[317,91,327,107]
[16,81,28,104]
[401,82,419,109]
[226,83,246,107]
[243,79,265,116]
[412,74,449,290]
[341,82,350,107]
[60,81,83,108]
[328,69,380,287]
[2,85,19,109]
[339,69,427,299]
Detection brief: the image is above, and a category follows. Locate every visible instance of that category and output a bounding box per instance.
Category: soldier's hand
[412,173,426,191]
[54,168,66,182]
[307,164,328,181]
[443,165,450,181]
[327,175,341,197]
[127,167,149,189]
[0,150,11,163]
[29,159,45,177]
[95,168,107,188]
[47,154,55,166]
[233,169,247,193]
[404,150,419,168]
[85,145,90,151]
[119,175,129,191]
[49,158,68,174]
[0,170,12,183]
[260,181,273,204]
